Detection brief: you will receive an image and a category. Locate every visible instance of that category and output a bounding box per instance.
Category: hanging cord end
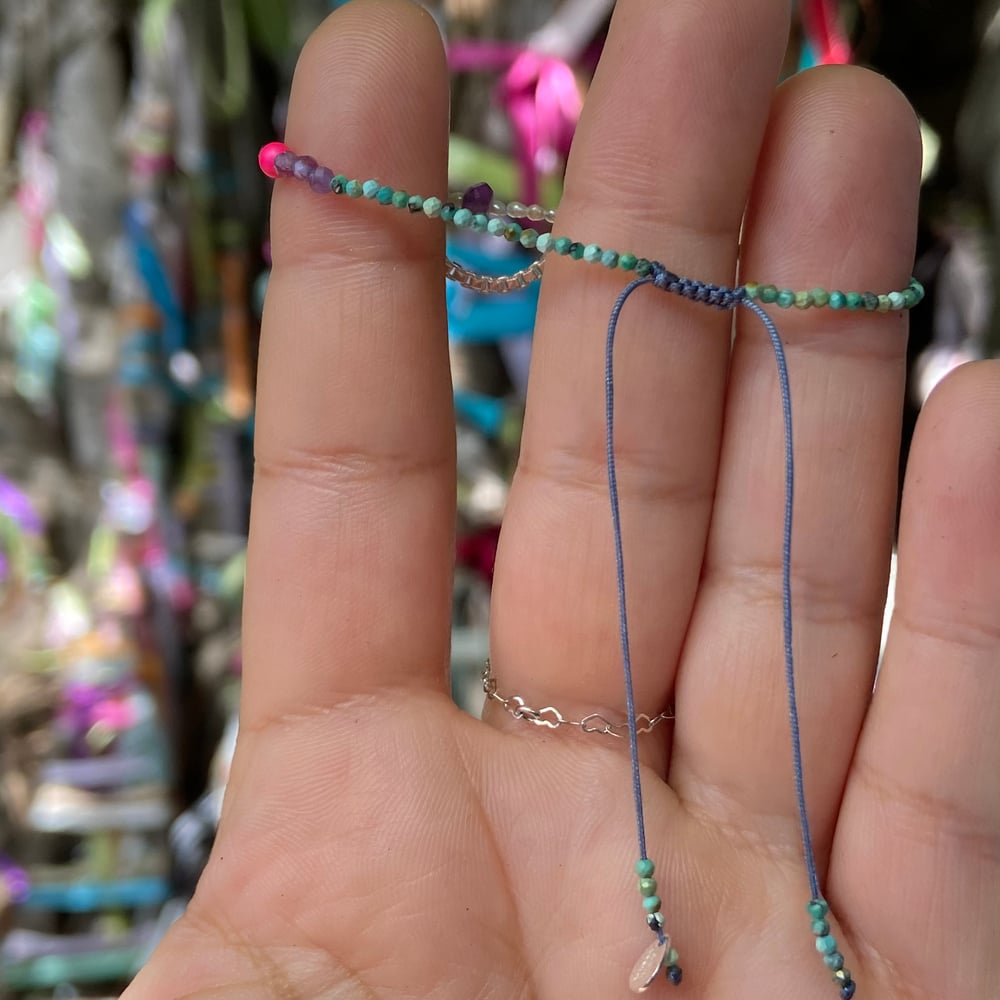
[808,898,857,998]
[630,859,682,991]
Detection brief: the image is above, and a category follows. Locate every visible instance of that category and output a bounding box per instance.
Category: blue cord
[605,266,822,935]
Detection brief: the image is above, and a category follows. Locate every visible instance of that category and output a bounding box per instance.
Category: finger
[671,66,921,860]
[832,361,1000,999]
[243,0,454,730]
[490,0,789,738]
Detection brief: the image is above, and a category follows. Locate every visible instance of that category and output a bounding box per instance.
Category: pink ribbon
[449,42,584,205]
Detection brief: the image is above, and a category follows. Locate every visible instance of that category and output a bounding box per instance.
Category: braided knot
[649,261,745,311]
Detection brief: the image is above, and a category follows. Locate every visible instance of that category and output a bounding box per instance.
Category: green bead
[619,253,638,271]
[877,294,891,312]
[667,948,679,966]
[901,288,918,309]
[834,969,853,986]
[391,190,409,208]
[582,243,602,263]
[815,935,838,955]
[794,290,813,309]
[536,232,554,253]
[776,289,796,308]
[642,895,662,913]
[488,217,507,236]
[810,288,830,307]
[862,292,879,311]
[345,179,364,198]
[639,877,658,897]
[423,197,443,218]
[887,291,905,310]
[472,213,489,233]
[569,242,585,260]
[635,859,656,878]
[440,203,456,222]
[742,282,760,300]
[601,249,620,269]
[331,174,348,193]
[807,900,829,920]
[453,208,473,228]
[376,185,394,205]
[909,278,925,302]
[504,222,523,242]
[362,179,380,199]
[845,292,864,310]
[520,228,538,249]
[811,920,830,936]
[407,194,423,212]
[828,291,846,310]
[759,284,778,304]
[554,237,573,255]
[635,258,652,277]
[824,952,845,971]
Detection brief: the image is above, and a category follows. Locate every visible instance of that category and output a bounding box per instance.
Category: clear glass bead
[544,208,558,224]
[507,201,527,217]
[526,203,545,221]
[489,199,507,216]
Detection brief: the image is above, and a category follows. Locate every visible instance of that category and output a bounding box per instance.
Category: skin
[124,1,1000,998]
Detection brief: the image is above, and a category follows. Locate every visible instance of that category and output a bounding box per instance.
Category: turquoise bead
[642,895,662,913]
[487,217,506,236]
[391,190,408,208]
[582,243,603,263]
[635,258,652,277]
[362,179,380,199]
[520,228,538,249]
[902,288,918,308]
[845,292,864,310]
[862,292,879,311]
[471,213,489,233]
[742,282,760,300]
[536,232,554,253]
[440,203,456,222]
[815,935,838,955]
[794,290,813,309]
[887,291,905,310]
[638,877,657,897]
[601,249,620,268]
[828,291,846,309]
[811,288,830,307]
[619,252,637,271]
[453,208,473,228]
[345,179,364,198]
[376,185,394,205]
[504,222,523,242]
[824,952,845,971]
[759,284,778,304]
[807,900,829,920]
[635,859,655,878]
[554,237,572,255]
[569,242,585,260]
[811,920,830,936]
[407,194,423,212]
[332,174,348,193]
[776,289,796,308]
[423,197,443,218]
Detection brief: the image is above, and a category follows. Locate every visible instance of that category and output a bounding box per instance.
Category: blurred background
[0,0,995,995]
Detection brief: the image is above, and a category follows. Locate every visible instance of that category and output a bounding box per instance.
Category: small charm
[629,937,669,994]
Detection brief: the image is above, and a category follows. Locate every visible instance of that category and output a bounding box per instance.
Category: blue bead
[376,185,394,205]
[665,965,682,986]
[840,982,856,1000]
[824,952,844,971]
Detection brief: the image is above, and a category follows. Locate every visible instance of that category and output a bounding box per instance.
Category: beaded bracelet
[260,139,921,1000]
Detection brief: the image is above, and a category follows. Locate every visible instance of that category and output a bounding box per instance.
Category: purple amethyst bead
[461,182,494,214]
[309,165,335,193]
[273,151,296,177]
[293,155,318,181]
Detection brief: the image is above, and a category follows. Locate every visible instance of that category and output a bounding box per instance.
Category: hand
[125,2,1000,997]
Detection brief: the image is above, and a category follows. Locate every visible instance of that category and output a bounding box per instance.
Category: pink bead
[258,141,289,178]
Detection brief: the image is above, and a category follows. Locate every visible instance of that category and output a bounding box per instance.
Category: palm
[125,2,1000,999]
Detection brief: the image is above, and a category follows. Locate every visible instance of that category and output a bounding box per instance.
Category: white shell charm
[629,937,669,993]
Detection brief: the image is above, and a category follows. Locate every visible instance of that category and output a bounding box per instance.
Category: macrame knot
[649,261,745,311]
